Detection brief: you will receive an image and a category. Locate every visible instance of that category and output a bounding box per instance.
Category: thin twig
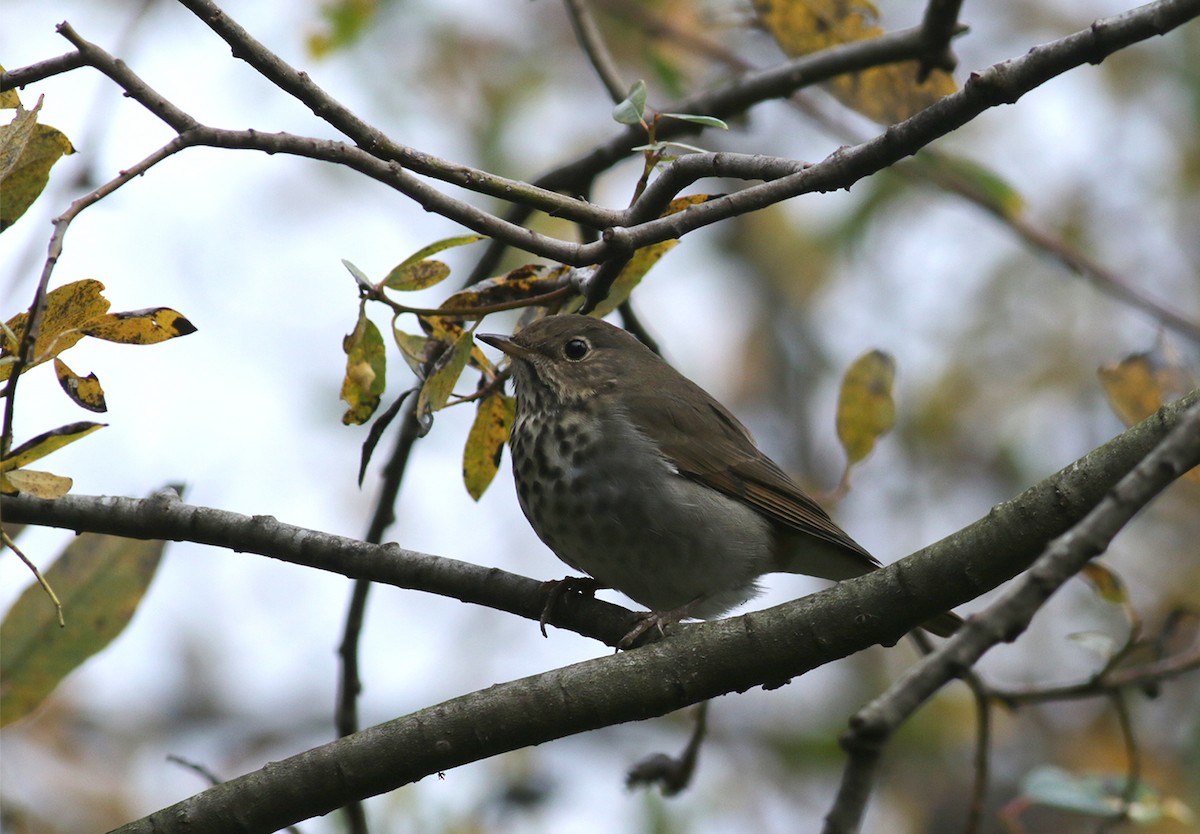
[563,0,627,102]
[3,531,64,627]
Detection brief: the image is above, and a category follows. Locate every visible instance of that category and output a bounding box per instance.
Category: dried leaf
[0,469,73,499]
[836,349,896,465]
[0,531,166,726]
[463,393,515,500]
[53,358,107,412]
[438,263,572,315]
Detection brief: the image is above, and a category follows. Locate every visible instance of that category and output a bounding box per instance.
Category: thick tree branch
[81,392,1200,834]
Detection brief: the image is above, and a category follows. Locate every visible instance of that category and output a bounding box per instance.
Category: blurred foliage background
[2,0,1198,832]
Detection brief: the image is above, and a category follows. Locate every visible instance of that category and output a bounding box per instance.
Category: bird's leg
[619,597,703,649]
[539,576,604,637]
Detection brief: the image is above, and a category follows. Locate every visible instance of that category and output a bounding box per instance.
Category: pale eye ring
[563,338,590,360]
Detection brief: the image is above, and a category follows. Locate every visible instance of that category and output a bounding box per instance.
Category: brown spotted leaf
[0,469,73,499]
[438,264,572,316]
[80,307,197,345]
[1,280,109,381]
[463,392,515,500]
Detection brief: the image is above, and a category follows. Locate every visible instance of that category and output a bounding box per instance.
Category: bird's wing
[626,385,879,571]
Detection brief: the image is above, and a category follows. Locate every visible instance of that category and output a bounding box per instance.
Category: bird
[478,314,961,645]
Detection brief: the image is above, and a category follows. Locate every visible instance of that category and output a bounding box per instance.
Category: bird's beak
[477,332,534,360]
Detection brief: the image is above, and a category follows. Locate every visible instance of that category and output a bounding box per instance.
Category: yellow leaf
[0,279,109,381]
[0,469,74,499]
[753,0,880,54]
[1,422,106,473]
[828,64,957,125]
[590,240,679,317]
[416,330,473,418]
[0,531,166,726]
[52,358,107,413]
[340,307,387,425]
[79,307,197,344]
[752,0,956,124]
[0,103,75,232]
[1098,354,1163,427]
[836,349,896,465]
[1079,563,1129,606]
[463,393,515,500]
[589,196,711,317]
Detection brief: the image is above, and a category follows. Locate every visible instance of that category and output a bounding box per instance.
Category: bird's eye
[563,338,590,360]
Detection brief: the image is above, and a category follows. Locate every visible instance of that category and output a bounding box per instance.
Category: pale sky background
[2,1,1196,832]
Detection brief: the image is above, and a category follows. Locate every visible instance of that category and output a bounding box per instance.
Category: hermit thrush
[478,315,960,643]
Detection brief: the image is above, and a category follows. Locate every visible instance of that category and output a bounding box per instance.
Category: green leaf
[917,151,1025,219]
[661,113,729,130]
[0,531,167,727]
[341,259,374,290]
[1017,765,1188,825]
[0,103,75,232]
[836,350,897,465]
[383,259,452,292]
[391,234,486,274]
[613,80,648,125]
[340,306,387,425]
[416,329,472,418]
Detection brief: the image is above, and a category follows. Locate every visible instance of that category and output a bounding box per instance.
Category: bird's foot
[539,576,603,637]
[619,601,697,649]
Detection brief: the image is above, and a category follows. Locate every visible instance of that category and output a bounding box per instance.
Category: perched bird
[479,315,960,644]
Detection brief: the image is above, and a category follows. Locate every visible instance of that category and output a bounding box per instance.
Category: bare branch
[563,0,627,103]
[0,51,86,89]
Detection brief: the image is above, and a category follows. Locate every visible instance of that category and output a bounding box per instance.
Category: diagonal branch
[88,392,1200,834]
[822,396,1200,834]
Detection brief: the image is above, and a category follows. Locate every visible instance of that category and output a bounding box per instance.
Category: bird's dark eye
[563,338,590,360]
